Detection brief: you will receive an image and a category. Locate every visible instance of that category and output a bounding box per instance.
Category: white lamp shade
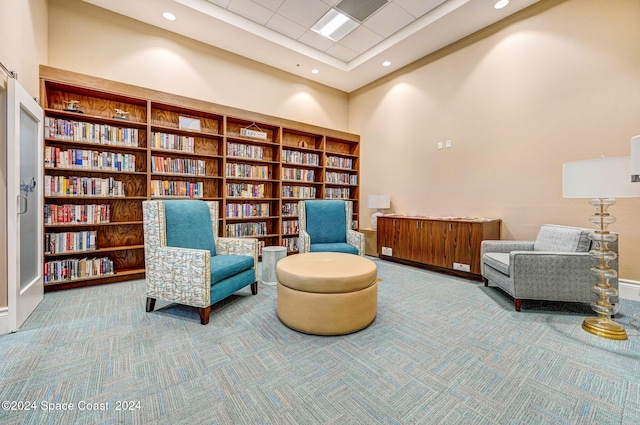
[563,156,640,198]
[368,194,390,209]
[632,135,640,179]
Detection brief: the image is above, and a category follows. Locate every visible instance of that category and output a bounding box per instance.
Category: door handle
[18,195,28,214]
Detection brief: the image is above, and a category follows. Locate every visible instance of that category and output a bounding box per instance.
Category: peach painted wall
[0,0,48,309]
[350,0,640,279]
[47,0,349,131]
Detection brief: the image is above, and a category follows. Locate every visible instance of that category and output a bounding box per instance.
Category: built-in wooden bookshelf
[40,66,360,290]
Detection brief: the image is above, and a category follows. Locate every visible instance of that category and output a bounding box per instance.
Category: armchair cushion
[533,224,590,253]
[483,252,510,275]
[211,255,254,285]
[164,200,216,256]
[310,242,359,255]
[305,200,347,244]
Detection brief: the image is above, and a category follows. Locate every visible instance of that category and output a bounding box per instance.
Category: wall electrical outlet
[445,140,452,148]
[453,262,470,272]
[382,247,393,256]
[437,142,443,150]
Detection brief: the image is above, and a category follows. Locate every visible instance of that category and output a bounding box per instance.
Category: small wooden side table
[359,228,378,257]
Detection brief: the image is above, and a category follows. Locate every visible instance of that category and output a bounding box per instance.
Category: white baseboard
[619,279,640,302]
[0,307,8,335]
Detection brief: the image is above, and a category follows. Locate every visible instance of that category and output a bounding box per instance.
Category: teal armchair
[142,200,258,324]
[298,200,364,255]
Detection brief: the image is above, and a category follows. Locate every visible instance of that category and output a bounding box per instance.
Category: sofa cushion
[309,242,358,255]
[483,253,510,276]
[304,200,347,244]
[164,200,216,256]
[210,255,254,285]
[533,225,591,253]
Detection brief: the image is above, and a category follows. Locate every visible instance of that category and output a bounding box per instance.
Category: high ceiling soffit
[80,0,541,92]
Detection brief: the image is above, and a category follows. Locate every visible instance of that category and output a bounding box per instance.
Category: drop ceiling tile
[251,0,285,12]
[206,0,231,8]
[228,0,274,25]
[298,29,336,52]
[363,2,415,38]
[267,13,307,39]
[321,0,341,6]
[338,25,384,54]
[278,0,331,28]
[325,43,359,62]
[393,0,447,18]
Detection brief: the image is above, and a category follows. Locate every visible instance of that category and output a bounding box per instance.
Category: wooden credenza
[376,216,501,278]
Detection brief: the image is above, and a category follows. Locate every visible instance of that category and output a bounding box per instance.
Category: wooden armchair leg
[251,281,258,295]
[146,297,156,312]
[515,299,522,312]
[199,306,211,325]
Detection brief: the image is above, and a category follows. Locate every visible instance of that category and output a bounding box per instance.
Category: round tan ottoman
[276,252,378,335]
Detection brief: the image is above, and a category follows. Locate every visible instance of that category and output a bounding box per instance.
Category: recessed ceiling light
[494,0,509,9]
[163,12,177,21]
[311,69,320,74]
[311,9,359,42]
[382,61,391,67]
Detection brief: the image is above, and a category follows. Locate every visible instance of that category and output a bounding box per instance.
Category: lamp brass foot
[582,317,627,340]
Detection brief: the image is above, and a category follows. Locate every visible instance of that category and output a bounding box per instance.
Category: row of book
[227,142,264,160]
[226,163,270,179]
[45,147,137,172]
[281,237,299,252]
[44,203,111,225]
[225,222,268,237]
[226,202,270,218]
[44,117,140,146]
[325,188,351,199]
[151,180,203,198]
[325,172,358,185]
[226,183,266,198]
[282,220,299,235]
[282,202,299,216]
[282,150,320,166]
[44,257,114,283]
[45,176,126,197]
[326,155,354,169]
[282,167,315,182]
[45,230,98,254]
[282,185,316,199]
[151,132,195,153]
[151,156,206,176]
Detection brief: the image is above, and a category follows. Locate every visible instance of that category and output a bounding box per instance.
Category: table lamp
[563,156,640,340]
[368,194,390,230]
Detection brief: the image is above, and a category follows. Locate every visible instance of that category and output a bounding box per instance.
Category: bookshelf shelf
[40,66,359,289]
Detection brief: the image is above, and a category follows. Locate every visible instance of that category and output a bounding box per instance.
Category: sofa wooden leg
[483,278,488,287]
[251,281,258,295]
[199,306,211,325]
[515,299,522,312]
[146,297,156,312]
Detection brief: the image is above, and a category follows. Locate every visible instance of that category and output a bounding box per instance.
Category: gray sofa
[480,224,618,311]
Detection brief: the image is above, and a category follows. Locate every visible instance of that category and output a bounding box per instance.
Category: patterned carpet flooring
[1,258,640,425]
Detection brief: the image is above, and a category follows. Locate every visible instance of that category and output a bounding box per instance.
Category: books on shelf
[44,117,139,146]
[325,171,357,184]
[282,202,299,216]
[282,149,319,165]
[227,142,264,160]
[226,183,266,198]
[282,185,316,198]
[45,203,111,225]
[324,187,350,199]
[225,163,269,179]
[151,132,195,153]
[282,167,315,182]
[152,155,206,175]
[282,220,299,235]
[44,256,114,283]
[45,147,137,172]
[326,155,353,169]
[151,180,204,198]
[45,230,97,254]
[225,222,267,237]
[226,202,270,218]
[45,175,126,197]
[281,237,299,252]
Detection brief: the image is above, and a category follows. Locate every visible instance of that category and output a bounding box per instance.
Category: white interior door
[7,77,44,332]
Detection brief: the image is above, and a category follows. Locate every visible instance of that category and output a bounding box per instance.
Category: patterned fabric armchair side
[142,200,258,324]
[298,200,364,256]
[481,224,618,311]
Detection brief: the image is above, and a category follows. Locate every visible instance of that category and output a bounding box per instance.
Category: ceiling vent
[335,0,388,23]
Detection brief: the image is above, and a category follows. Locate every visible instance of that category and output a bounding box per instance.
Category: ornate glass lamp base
[582,317,628,340]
